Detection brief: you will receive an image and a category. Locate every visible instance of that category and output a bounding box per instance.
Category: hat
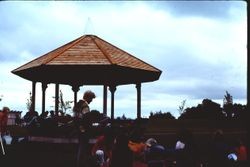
[228,153,237,161]
[145,138,157,147]
[175,140,185,150]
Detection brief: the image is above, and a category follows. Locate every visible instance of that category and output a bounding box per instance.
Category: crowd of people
[0,90,248,167]
[72,90,248,167]
[75,126,248,167]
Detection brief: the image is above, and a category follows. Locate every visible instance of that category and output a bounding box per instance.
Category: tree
[223,91,233,105]
[121,114,127,120]
[179,106,201,119]
[26,92,32,111]
[178,99,186,116]
[223,91,234,118]
[179,99,224,120]
[233,103,247,120]
[51,90,73,115]
[58,90,73,115]
[222,91,247,119]
[202,99,224,119]
[149,110,176,120]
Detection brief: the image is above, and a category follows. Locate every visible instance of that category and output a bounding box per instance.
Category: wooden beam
[55,84,59,113]
[31,81,36,112]
[136,83,141,119]
[72,85,80,106]
[103,85,107,116]
[42,83,47,113]
[109,86,116,120]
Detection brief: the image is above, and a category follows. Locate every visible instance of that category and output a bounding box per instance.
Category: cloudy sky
[0,1,247,118]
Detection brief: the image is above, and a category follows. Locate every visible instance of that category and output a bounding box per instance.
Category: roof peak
[84,34,96,37]
[12,34,162,74]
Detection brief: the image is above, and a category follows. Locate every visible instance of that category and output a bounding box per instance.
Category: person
[110,133,133,167]
[128,127,146,160]
[91,128,115,166]
[75,90,96,167]
[15,113,22,126]
[73,90,96,118]
[227,139,245,166]
[234,139,247,161]
[95,150,105,167]
[208,129,230,167]
[144,138,166,167]
[0,107,10,135]
[174,128,197,167]
[23,110,39,127]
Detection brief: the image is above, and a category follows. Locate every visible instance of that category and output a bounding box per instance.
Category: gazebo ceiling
[12,35,162,86]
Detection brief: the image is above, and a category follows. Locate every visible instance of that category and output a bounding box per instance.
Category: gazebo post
[55,84,59,113]
[103,85,107,115]
[136,83,141,119]
[31,81,36,112]
[109,86,116,120]
[72,85,80,107]
[42,83,48,113]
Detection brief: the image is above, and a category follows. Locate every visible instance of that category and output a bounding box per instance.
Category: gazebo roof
[12,35,162,86]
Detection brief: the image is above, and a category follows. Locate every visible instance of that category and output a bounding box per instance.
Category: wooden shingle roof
[12,35,162,85]
[14,35,159,71]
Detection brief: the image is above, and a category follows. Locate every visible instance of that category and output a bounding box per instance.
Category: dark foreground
[1,142,78,167]
[1,119,248,167]
[0,137,248,167]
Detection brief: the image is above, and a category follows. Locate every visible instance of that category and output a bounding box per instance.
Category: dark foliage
[179,99,225,120]
[222,103,247,120]
[149,111,176,120]
[179,98,247,120]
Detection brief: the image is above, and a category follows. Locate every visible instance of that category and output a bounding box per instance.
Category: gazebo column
[103,85,107,115]
[72,85,80,106]
[55,84,59,113]
[41,83,48,113]
[31,81,36,112]
[136,83,141,119]
[109,86,116,120]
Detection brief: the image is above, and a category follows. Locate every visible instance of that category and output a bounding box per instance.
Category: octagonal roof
[12,35,162,86]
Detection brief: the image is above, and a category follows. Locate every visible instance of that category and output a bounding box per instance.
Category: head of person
[95,150,105,165]
[83,90,96,104]
[145,138,157,148]
[2,106,10,114]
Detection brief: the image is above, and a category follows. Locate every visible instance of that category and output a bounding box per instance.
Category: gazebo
[12,35,162,119]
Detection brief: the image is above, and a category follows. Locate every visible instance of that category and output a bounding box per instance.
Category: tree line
[149,91,248,120]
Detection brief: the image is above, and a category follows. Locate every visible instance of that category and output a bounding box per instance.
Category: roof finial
[84,17,95,35]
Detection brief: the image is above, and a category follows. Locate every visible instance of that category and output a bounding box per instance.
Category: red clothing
[133,160,148,167]
[235,145,247,161]
[0,111,8,133]
[92,135,112,161]
[92,135,106,155]
[128,140,146,157]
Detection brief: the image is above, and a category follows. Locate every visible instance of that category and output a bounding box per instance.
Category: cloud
[151,1,246,20]
[0,1,247,118]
